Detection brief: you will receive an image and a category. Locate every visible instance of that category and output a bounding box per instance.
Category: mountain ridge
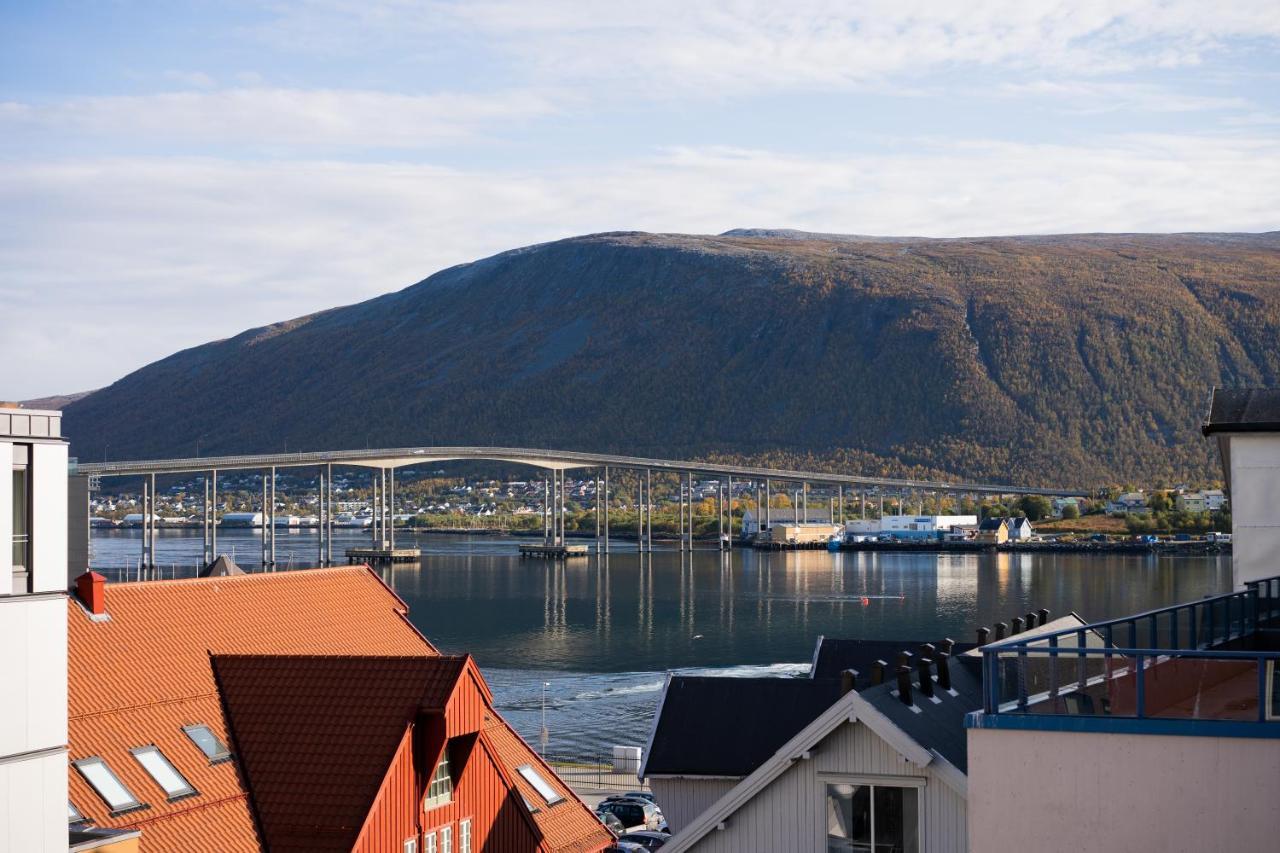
[62,229,1280,487]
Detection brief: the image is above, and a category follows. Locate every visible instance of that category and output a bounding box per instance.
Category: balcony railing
[979,576,1280,725]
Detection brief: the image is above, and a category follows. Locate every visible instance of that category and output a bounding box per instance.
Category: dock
[519,543,591,559]
[345,547,421,564]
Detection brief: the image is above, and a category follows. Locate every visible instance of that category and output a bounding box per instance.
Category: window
[12,463,29,573]
[131,746,196,799]
[424,749,453,810]
[424,831,437,853]
[74,757,143,813]
[516,764,563,805]
[459,818,471,853]
[441,824,452,853]
[182,724,231,763]
[68,801,83,823]
[403,838,417,853]
[825,782,919,853]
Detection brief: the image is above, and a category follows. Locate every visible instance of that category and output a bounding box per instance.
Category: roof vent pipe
[840,669,858,696]
[1011,616,1024,635]
[871,660,887,686]
[915,658,935,698]
[995,623,1007,641]
[936,653,952,691]
[896,666,913,706]
[977,627,990,646]
[1038,608,1051,625]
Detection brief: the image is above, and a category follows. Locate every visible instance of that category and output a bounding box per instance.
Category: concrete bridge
[74,445,1090,572]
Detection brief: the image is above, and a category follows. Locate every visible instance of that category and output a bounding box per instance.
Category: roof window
[516,763,563,805]
[182,724,231,762]
[131,746,197,800]
[74,757,143,813]
[68,801,84,823]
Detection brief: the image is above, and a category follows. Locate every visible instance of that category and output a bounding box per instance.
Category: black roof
[1203,388,1280,435]
[810,637,976,681]
[978,518,1004,530]
[857,654,985,773]
[644,676,842,777]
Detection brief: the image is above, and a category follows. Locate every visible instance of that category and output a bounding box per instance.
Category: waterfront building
[740,508,832,537]
[65,565,612,852]
[877,515,978,541]
[1202,387,1280,588]
[0,406,79,852]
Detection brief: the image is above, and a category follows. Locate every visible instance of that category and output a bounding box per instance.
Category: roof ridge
[103,565,368,590]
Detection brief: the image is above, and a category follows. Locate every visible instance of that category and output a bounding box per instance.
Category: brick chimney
[76,571,106,615]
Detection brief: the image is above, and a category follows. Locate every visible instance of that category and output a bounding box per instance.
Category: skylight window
[68,801,83,823]
[516,764,564,805]
[182,724,230,763]
[131,746,196,799]
[74,757,143,813]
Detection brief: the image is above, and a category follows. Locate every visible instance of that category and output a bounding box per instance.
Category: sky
[3,1,1279,399]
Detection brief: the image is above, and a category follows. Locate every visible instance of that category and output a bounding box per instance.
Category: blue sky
[3,1,1279,398]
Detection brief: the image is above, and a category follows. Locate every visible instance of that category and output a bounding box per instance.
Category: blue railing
[979,575,1280,725]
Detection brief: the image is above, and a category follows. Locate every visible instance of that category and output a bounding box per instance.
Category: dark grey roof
[978,518,1005,531]
[857,655,984,773]
[644,676,842,777]
[199,554,246,577]
[1203,388,1280,434]
[811,638,975,681]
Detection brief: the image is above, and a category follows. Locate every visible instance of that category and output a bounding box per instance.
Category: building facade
[0,406,68,853]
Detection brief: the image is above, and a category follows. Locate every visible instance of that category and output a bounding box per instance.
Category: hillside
[62,230,1280,487]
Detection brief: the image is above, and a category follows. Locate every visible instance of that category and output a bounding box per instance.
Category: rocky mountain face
[62,230,1280,487]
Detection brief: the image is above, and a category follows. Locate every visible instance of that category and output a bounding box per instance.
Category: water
[91,528,1231,753]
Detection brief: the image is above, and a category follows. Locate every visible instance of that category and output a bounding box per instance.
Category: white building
[1203,388,1280,588]
[878,515,978,541]
[741,508,832,537]
[0,406,69,852]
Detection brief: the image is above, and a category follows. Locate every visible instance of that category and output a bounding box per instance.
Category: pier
[518,543,590,559]
[344,546,421,564]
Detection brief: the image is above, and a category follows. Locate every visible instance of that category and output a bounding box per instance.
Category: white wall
[30,442,67,594]
[681,721,966,853]
[1226,433,1280,588]
[0,595,68,853]
[968,728,1280,853]
[650,778,738,834]
[0,441,10,595]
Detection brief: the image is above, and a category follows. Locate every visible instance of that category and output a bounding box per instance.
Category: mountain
[62,230,1280,487]
[22,390,97,411]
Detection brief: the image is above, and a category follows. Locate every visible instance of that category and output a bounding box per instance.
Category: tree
[1016,495,1053,522]
[1061,503,1080,520]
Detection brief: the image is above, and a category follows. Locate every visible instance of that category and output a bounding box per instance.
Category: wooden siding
[650,778,738,834]
[355,726,420,853]
[684,721,967,853]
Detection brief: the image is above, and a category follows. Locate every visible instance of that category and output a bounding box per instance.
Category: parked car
[596,799,662,832]
[595,810,625,835]
[618,830,671,849]
[604,843,648,852]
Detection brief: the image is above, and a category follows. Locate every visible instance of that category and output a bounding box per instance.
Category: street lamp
[540,682,551,755]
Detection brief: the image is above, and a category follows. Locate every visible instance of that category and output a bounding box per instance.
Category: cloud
[3,133,1278,396]
[257,0,1280,95]
[995,80,1252,114]
[0,87,560,149]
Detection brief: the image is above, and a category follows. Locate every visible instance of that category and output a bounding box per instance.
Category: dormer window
[424,749,453,810]
[74,756,143,814]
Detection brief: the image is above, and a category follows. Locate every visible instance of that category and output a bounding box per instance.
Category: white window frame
[403,838,417,853]
[131,745,197,800]
[74,756,144,813]
[424,749,453,810]
[459,818,472,853]
[68,801,84,823]
[424,830,437,853]
[441,823,452,853]
[818,774,925,853]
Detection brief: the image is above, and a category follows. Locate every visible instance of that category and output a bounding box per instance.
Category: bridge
[75,445,1091,571]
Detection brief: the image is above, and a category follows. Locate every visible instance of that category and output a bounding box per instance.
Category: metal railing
[980,575,1280,723]
[543,754,648,792]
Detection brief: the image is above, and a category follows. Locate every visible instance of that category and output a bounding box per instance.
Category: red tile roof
[68,566,610,853]
[211,654,470,852]
[69,567,437,851]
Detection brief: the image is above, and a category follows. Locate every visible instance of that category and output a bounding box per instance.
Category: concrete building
[1203,387,1280,588]
[741,508,832,537]
[0,405,69,853]
[877,515,978,541]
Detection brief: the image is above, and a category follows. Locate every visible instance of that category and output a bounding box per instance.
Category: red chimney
[76,571,106,615]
